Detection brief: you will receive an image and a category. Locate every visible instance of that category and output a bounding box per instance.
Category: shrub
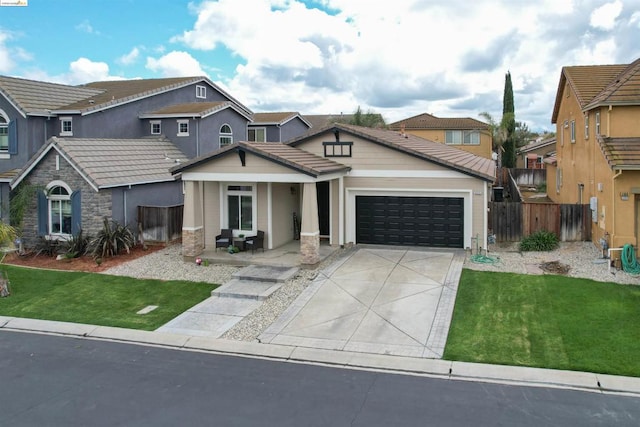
[33,236,60,257]
[519,230,559,252]
[61,229,90,258]
[89,218,135,258]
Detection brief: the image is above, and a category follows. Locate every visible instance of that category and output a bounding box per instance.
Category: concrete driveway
[260,246,465,358]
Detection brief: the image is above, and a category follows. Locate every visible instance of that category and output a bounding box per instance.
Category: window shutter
[8,119,17,154]
[71,190,81,235]
[37,190,47,236]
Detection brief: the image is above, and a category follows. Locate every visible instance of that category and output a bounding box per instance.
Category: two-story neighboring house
[388,113,493,159]
[549,57,640,248]
[248,112,311,142]
[0,75,311,246]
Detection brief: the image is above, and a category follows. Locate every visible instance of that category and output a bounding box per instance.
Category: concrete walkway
[260,247,464,358]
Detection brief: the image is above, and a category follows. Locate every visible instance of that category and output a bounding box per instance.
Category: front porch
[190,240,340,268]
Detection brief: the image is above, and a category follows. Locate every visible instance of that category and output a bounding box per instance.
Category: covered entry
[355,195,464,248]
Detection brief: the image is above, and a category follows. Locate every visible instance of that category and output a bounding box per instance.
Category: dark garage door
[356,196,464,248]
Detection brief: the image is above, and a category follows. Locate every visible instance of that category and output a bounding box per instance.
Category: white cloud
[0,31,15,73]
[146,51,207,77]
[117,47,140,66]
[66,57,114,83]
[75,20,99,35]
[590,1,623,31]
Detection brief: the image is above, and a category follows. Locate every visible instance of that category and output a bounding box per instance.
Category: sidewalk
[2,315,640,397]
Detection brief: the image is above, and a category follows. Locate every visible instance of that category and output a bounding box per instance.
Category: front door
[316,181,330,238]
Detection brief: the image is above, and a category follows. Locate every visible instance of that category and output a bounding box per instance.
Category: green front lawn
[445,269,640,377]
[0,265,217,330]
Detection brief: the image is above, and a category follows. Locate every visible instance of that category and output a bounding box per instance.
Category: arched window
[220,124,233,147]
[47,183,72,235]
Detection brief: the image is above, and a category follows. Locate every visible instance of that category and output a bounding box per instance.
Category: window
[196,85,206,99]
[48,184,72,235]
[444,130,480,145]
[0,116,7,151]
[248,128,266,142]
[150,121,161,135]
[570,120,576,143]
[220,124,233,146]
[177,119,189,136]
[226,185,254,232]
[60,117,72,136]
[323,141,352,157]
[556,168,562,194]
[584,115,589,140]
[595,112,600,135]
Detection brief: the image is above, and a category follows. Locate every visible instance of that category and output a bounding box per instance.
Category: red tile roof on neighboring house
[598,135,640,170]
[551,59,639,123]
[388,113,489,131]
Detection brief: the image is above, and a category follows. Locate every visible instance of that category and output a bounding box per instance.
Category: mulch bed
[1,244,166,273]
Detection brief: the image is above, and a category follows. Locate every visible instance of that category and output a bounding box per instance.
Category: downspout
[612,168,622,246]
[124,185,130,226]
[195,118,200,157]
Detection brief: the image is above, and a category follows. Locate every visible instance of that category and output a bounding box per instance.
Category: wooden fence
[489,202,591,242]
[137,204,183,243]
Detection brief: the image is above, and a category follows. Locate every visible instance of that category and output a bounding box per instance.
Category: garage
[355,195,464,248]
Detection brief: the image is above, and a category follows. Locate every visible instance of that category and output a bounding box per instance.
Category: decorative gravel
[102,244,240,285]
[464,241,640,285]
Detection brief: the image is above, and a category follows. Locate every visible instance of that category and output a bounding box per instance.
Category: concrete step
[233,265,299,283]
[211,279,283,301]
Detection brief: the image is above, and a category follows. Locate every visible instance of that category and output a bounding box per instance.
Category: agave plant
[90,217,135,258]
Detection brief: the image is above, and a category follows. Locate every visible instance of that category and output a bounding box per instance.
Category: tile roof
[388,113,489,130]
[517,137,556,154]
[0,75,103,116]
[585,58,640,109]
[172,141,350,178]
[598,135,640,170]
[140,101,232,117]
[288,123,496,181]
[12,137,187,190]
[251,112,298,125]
[303,114,356,128]
[551,62,630,123]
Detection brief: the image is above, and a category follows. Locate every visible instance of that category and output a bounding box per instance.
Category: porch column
[182,181,204,257]
[300,182,320,265]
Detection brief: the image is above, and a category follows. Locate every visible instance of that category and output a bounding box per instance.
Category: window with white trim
[0,115,7,151]
[445,130,480,145]
[584,115,589,140]
[60,117,73,136]
[570,120,576,143]
[248,128,266,142]
[226,185,254,232]
[595,112,600,135]
[196,85,206,99]
[150,120,161,135]
[48,184,72,235]
[220,124,233,146]
[177,119,189,136]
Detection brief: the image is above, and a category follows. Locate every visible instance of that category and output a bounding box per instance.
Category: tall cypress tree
[502,71,516,168]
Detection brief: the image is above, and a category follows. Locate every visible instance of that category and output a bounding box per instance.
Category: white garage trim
[348,169,470,179]
[345,187,473,248]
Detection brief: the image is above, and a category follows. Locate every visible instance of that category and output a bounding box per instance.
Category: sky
[1,0,639,132]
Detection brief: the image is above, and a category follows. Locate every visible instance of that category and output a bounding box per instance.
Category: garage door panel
[356,195,464,248]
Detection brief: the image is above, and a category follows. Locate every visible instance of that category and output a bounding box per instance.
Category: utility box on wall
[590,197,598,223]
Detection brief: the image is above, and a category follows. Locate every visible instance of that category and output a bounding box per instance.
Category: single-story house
[172,123,496,264]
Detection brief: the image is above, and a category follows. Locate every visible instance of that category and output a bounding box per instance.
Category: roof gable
[287,123,496,181]
[12,136,187,190]
[251,112,311,127]
[388,113,489,130]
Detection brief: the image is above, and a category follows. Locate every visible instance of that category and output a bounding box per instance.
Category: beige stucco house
[388,113,493,159]
[549,57,640,248]
[173,123,496,263]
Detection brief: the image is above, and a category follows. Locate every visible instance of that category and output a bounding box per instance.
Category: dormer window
[60,117,73,136]
[196,85,206,99]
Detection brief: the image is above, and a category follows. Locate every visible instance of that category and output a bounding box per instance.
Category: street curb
[2,317,640,397]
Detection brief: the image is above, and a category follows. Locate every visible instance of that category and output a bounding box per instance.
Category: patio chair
[215,229,233,251]
[245,230,265,254]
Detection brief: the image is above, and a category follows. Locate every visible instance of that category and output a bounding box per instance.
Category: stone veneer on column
[182,227,204,257]
[300,232,320,265]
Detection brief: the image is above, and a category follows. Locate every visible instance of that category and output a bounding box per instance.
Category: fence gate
[137,204,184,243]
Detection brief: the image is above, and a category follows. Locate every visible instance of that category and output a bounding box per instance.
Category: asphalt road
[1,330,639,426]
